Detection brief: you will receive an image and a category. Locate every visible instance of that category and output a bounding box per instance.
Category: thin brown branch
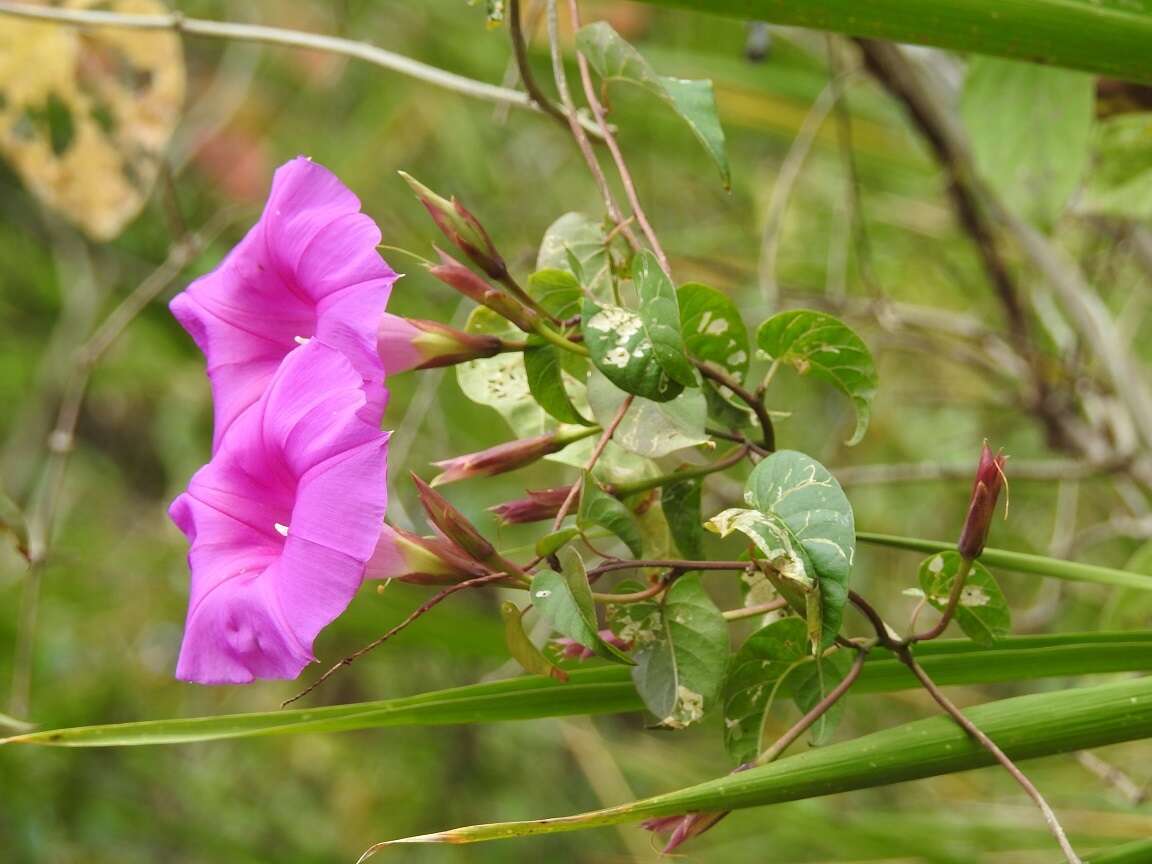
[549,395,634,534]
[544,0,639,249]
[508,0,568,130]
[694,360,776,452]
[754,646,868,765]
[898,650,1082,863]
[588,558,749,578]
[567,0,668,274]
[282,572,509,707]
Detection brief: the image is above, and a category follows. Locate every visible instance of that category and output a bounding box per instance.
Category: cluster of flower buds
[553,629,631,661]
[427,248,539,332]
[957,441,1007,561]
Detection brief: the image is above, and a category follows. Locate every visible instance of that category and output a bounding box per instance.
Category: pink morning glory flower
[171,341,389,684]
[171,156,397,448]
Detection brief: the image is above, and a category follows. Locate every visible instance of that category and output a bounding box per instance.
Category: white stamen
[293,336,310,346]
[274,522,290,537]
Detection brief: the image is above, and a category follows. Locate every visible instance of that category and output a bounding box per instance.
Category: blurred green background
[1,1,1149,861]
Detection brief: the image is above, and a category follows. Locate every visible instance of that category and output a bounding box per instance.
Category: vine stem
[0,1,604,139]
[722,598,789,622]
[907,556,972,643]
[549,396,634,534]
[754,646,868,765]
[282,572,510,707]
[606,443,751,497]
[508,0,569,130]
[694,360,776,452]
[543,0,640,249]
[897,650,1082,864]
[567,0,670,275]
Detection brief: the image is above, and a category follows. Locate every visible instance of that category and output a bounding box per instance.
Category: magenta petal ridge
[172,341,389,685]
[171,156,398,448]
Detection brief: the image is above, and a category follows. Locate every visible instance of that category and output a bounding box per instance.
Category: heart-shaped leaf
[757,310,877,446]
[532,550,634,665]
[583,298,684,403]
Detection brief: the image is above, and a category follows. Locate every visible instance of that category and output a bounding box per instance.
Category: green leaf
[535,527,579,558]
[917,551,1011,646]
[523,342,592,426]
[500,602,567,682]
[791,650,851,747]
[575,21,730,188]
[610,574,728,728]
[962,57,1094,229]
[662,478,704,559]
[757,309,877,446]
[857,532,1152,591]
[677,282,750,382]
[628,0,1152,85]
[586,370,708,458]
[633,251,696,387]
[1082,113,1152,220]
[527,268,584,320]
[712,451,854,650]
[578,472,643,558]
[365,676,1152,849]
[1084,839,1152,864]
[532,550,634,665]
[11,632,1152,748]
[723,617,810,764]
[536,212,612,300]
[582,298,684,402]
[457,306,550,436]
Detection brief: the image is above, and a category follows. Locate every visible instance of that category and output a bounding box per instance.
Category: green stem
[858,531,1152,591]
[607,444,750,497]
[535,323,589,356]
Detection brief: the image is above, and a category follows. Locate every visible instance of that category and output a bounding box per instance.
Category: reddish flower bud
[427,248,539,332]
[553,629,632,661]
[489,486,576,524]
[431,431,594,487]
[642,810,731,852]
[957,441,1007,561]
[377,314,503,374]
[411,473,495,562]
[364,524,491,585]
[399,171,507,279]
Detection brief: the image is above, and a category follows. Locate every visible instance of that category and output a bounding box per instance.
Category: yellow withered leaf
[0,0,185,240]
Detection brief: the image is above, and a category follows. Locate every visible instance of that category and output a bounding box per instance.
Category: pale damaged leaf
[0,0,185,240]
[918,551,1011,646]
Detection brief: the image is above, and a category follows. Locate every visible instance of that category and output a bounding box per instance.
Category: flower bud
[957,441,1007,561]
[489,486,576,524]
[364,524,491,584]
[642,811,731,853]
[411,473,496,563]
[553,629,631,661]
[377,313,503,374]
[427,248,539,332]
[399,171,508,279]
[431,431,592,487]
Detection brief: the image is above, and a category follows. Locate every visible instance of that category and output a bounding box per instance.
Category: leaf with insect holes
[578,472,643,558]
[586,370,708,459]
[0,0,185,240]
[523,340,593,426]
[575,21,730,188]
[583,298,684,403]
[536,212,613,300]
[663,478,704,559]
[500,602,567,682]
[457,307,550,436]
[678,282,750,381]
[634,251,696,388]
[757,310,877,446]
[608,575,728,728]
[532,549,634,665]
[918,551,1011,646]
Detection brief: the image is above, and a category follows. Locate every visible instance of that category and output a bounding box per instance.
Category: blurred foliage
[0,1,1149,861]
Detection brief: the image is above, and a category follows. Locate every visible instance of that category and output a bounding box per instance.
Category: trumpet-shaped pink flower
[171,156,397,448]
[171,341,389,684]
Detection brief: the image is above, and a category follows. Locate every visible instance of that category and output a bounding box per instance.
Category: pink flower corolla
[171,156,397,448]
[171,341,389,684]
